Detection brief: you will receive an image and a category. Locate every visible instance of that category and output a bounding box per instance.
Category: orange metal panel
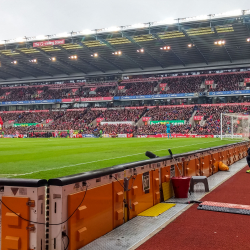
[127,173,154,219]
[1,196,30,250]
[151,169,160,205]
[200,155,213,177]
[184,159,197,177]
[112,180,124,229]
[161,165,171,183]
[212,152,220,173]
[67,183,113,250]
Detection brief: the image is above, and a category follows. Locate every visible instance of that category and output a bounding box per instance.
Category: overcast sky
[0,0,249,41]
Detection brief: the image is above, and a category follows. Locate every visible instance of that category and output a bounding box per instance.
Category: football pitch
[0,138,238,180]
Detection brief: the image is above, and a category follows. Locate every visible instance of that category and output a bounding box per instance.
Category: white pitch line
[1,140,231,177]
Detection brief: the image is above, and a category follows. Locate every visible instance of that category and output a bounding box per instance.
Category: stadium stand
[146,106,193,121]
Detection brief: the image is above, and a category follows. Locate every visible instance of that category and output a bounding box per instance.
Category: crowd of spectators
[160,77,204,94]
[1,72,250,102]
[136,124,191,135]
[146,107,193,121]
[206,73,249,92]
[100,124,135,134]
[99,108,146,122]
[192,105,250,135]
[120,81,158,96]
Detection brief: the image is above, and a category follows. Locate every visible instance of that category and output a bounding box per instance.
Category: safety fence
[0,141,249,250]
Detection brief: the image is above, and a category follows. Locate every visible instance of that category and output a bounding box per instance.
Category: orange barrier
[126,165,155,220]
[44,141,248,249]
[0,179,47,250]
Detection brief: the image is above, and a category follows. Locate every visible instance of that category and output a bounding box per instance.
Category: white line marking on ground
[1,140,234,177]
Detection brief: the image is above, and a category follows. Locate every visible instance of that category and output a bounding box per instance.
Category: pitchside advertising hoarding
[13,123,39,127]
[149,120,185,125]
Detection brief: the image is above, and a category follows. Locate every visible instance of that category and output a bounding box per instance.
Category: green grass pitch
[0,138,237,180]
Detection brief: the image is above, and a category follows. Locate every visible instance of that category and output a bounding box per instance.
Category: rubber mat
[198,201,250,215]
[138,203,176,217]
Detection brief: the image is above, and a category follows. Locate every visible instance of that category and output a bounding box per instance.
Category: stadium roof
[1,9,250,83]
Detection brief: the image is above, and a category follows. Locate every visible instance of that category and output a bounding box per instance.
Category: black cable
[64,234,70,250]
[0,185,88,226]
[164,200,202,204]
[111,175,125,189]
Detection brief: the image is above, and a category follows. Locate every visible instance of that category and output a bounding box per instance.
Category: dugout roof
[1,10,250,83]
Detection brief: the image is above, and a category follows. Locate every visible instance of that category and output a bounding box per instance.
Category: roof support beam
[181,27,209,65]
[98,38,144,70]
[17,51,54,77]
[35,48,77,75]
[0,65,22,79]
[0,53,37,78]
[214,28,233,63]
[153,33,185,67]
[81,41,124,72]
[59,45,105,73]
[122,33,164,68]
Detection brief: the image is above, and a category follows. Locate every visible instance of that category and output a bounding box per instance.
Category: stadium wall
[0,141,249,250]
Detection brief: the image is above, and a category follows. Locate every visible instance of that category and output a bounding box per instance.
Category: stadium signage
[149,120,185,125]
[137,134,214,138]
[208,90,250,96]
[0,99,60,106]
[244,78,250,83]
[13,123,39,127]
[142,117,151,122]
[118,86,125,90]
[100,121,135,125]
[193,116,204,121]
[205,80,214,85]
[114,93,195,100]
[80,97,113,102]
[90,87,97,91]
[33,39,65,47]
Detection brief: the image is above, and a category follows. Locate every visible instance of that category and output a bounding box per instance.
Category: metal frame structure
[0,11,250,82]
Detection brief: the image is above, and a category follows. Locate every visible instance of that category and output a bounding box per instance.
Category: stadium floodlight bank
[220,113,250,140]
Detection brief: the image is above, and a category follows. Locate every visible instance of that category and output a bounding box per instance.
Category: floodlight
[11,61,17,64]
[247,38,250,42]
[50,57,56,61]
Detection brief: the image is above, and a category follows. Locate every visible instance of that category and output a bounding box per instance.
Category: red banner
[5,92,11,96]
[33,39,65,47]
[118,86,125,90]
[80,97,112,102]
[37,90,43,94]
[96,118,104,123]
[8,120,15,124]
[90,87,97,91]
[244,78,250,83]
[62,98,80,102]
[142,117,151,122]
[194,116,204,121]
[205,80,214,85]
[159,83,167,90]
[46,119,53,123]
[72,89,78,93]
